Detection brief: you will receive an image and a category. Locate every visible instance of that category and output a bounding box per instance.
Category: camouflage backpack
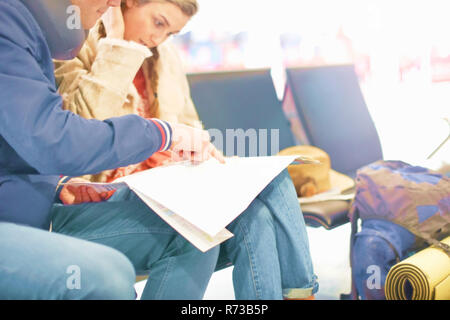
[349,160,450,255]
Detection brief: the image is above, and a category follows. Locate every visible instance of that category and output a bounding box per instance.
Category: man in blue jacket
[0,0,223,299]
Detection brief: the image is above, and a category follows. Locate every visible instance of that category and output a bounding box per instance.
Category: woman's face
[122,1,190,48]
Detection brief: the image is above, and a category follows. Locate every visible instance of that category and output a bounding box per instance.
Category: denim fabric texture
[0,170,318,300]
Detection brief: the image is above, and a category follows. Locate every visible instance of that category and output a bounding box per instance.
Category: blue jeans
[0,170,317,300]
[0,222,137,299]
[217,169,318,299]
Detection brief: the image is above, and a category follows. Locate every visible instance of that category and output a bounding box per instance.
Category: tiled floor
[135,222,352,300]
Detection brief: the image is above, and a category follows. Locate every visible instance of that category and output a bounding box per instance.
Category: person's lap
[2,169,316,299]
[51,171,303,275]
[0,184,219,299]
[0,221,136,299]
[51,187,185,275]
[51,187,220,300]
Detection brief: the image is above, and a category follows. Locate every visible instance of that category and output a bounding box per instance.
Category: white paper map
[65,155,303,251]
[132,189,234,252]
[116,156,299,236]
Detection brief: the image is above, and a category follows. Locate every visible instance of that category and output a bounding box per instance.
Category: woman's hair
[99,0,199,118]
[125,0,199,17]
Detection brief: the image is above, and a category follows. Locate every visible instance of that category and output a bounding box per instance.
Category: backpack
[346,160,450,299]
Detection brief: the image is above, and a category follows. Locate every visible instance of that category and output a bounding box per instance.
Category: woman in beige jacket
[54,0,202,182]
[53,0,319,300]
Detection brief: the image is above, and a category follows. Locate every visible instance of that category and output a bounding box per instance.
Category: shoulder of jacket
[0,0,43,53]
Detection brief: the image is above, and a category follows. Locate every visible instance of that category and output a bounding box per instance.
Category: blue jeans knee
[64,244,137,300]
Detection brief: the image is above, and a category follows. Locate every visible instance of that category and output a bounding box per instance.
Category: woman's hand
[102,6,125,39]
[59,178,116,205]
[168,122,226,164]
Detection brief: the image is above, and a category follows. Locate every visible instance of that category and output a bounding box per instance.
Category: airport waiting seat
[187,68,355,230]
[284,65,383,229]
[187,69,296,157]
[285,65,383,177]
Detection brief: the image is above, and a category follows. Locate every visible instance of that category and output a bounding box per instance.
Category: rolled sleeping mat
[385,236,450,300]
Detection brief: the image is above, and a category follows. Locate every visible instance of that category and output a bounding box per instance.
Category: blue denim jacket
[0,0,169,230]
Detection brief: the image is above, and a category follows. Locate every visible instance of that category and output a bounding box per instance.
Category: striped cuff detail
[150,118,172,152]
[55,176,71,193]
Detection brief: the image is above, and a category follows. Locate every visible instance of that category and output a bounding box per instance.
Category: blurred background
[171,0,450,167]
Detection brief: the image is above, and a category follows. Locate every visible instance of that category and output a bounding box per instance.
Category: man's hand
[59,178,116,205]
[168,122,226,164]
